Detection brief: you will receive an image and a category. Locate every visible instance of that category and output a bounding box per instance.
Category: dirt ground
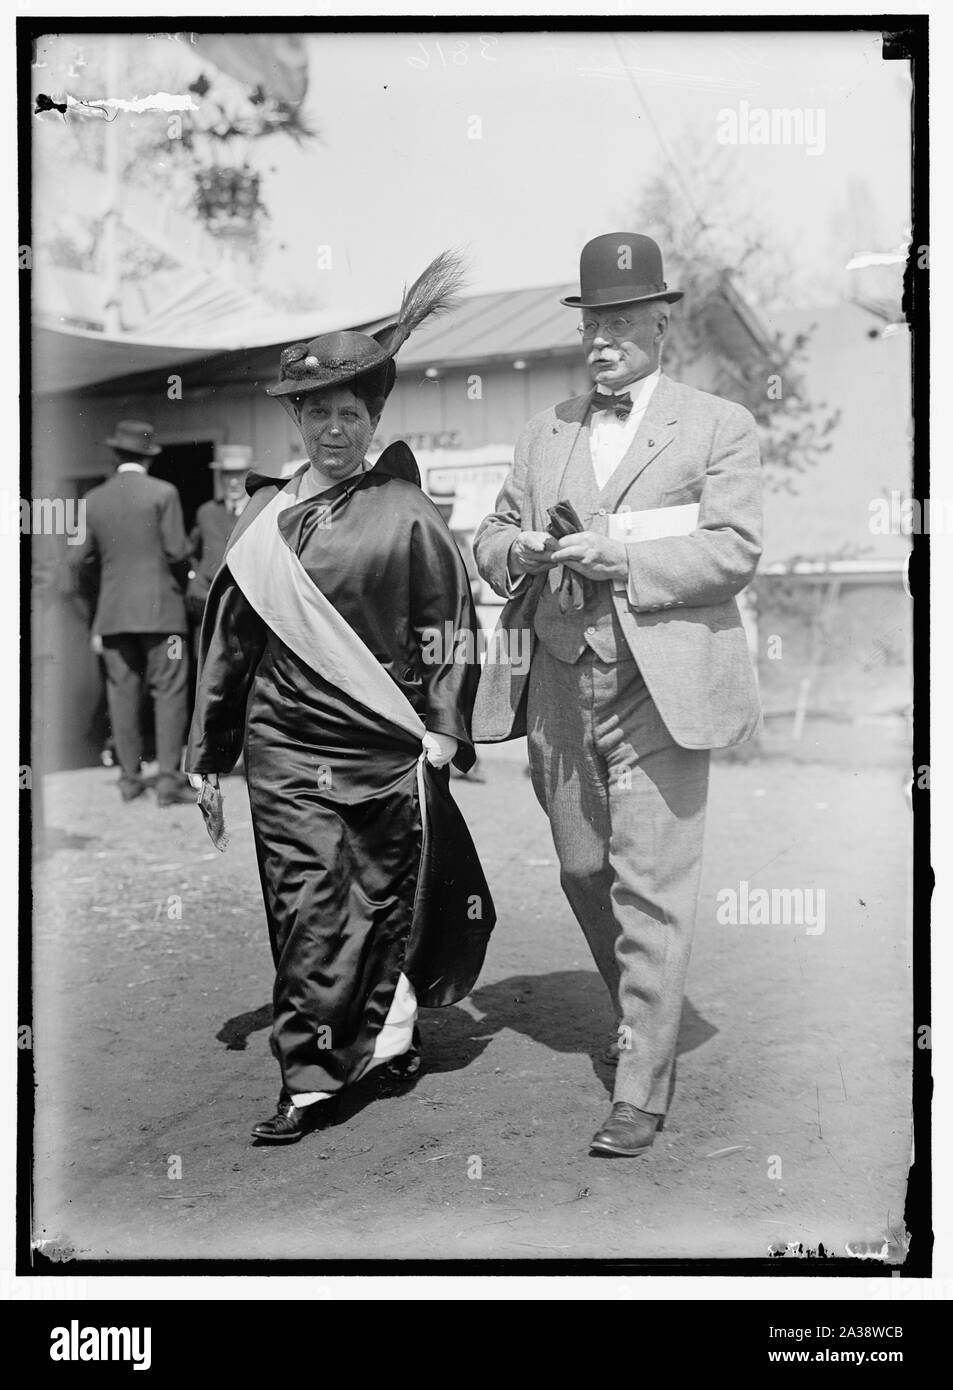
[30,715,914,1264]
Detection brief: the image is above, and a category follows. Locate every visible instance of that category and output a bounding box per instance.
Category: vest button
[586,625,596,634]
[598,508,606,516]
[648,438,655,447]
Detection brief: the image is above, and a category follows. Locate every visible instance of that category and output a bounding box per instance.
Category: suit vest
[534,429,632,665]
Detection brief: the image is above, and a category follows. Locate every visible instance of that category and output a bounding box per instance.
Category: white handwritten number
[406,41,430,70]
[408,37,497,70]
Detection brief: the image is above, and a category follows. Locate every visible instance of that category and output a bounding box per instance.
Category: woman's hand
[188,772,220,791]
[421,731,458,768]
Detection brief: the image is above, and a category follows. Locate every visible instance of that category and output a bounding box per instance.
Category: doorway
[150,440,216,532]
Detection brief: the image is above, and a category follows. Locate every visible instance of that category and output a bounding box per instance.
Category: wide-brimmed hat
[266,250,467,412]
[268,331,397,409]
[104,419,162,457]
[560,233,683,310]
[209,444,253,472]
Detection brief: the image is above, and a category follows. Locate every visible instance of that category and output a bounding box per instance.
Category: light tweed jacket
[472,373,763,750]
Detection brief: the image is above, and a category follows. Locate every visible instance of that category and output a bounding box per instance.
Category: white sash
[226,473,426,744]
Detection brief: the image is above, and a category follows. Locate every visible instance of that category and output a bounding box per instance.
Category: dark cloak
[186,447,495,1094]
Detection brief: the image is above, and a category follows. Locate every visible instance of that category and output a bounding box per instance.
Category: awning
[32,296,396,396]
[32,324,212,395]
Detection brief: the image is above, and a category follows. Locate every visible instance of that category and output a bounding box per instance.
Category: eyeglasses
[577,315,641,339]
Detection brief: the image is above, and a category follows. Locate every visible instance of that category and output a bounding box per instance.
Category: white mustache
[589,346,623,365]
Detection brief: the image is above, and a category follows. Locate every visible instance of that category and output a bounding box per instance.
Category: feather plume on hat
[267,249,469,400]
[373,248,469,354]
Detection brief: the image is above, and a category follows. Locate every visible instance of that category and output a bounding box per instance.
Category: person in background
[186,445,253,631]
[72,419,194,807]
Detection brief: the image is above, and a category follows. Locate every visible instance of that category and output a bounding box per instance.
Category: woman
[187,253,494,1144]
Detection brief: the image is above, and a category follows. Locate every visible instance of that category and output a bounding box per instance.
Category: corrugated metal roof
[395,284,579,367]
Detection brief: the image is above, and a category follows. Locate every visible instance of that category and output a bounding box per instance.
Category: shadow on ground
[218,972,718,1106]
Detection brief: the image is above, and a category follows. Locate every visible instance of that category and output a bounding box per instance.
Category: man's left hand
[555,532,628,582]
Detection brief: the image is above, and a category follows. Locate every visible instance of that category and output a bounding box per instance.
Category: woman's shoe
[251,1093,339,1144]
[383,1026,422,1083]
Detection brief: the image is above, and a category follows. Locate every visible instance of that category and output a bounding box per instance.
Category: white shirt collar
[594,367,662,407]
[588,368,662,489]
[117,462,147,473]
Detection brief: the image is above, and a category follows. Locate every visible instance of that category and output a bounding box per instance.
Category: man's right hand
[509,531,558,576]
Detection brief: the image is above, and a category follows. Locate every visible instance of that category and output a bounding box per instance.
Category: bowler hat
[560,233,683,309]
[104,419,162,457]
[209,444,253,471]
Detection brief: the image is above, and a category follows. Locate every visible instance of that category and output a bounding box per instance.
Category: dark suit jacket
[188,499,239,607]
[73,469,191,635]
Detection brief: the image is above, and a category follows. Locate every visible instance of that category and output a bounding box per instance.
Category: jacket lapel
[598,373,679,514]
[546,397,591,512]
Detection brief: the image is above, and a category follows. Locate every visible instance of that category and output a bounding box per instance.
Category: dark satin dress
[187,457,491,1096]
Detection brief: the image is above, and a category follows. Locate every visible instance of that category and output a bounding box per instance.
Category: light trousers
[527,646,710,1113]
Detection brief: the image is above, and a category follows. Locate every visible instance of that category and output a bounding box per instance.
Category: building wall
[34,342,728,489]
[377,356,588,452]
[33,387,301,490]
[759,305,912,568]
[376,348,722,452]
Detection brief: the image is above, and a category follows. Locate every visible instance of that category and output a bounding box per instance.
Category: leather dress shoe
[590,1102,660,1157]
[119,780,146,803]
[382,1026,422,1083]
[251,1094,339,1144]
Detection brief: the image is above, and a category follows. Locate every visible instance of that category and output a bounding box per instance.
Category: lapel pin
[647,438,655,448]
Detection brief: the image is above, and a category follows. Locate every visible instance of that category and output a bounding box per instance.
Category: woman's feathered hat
[266,250,468,412]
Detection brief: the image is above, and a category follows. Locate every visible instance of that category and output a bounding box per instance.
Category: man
[473,233,762,1157]
[73,419,194,806]
[186,445,252,630]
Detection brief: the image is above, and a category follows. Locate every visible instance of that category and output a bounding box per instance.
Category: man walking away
[73,419,194,806]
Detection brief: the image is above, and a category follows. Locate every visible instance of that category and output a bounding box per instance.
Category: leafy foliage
[632,148,840,495]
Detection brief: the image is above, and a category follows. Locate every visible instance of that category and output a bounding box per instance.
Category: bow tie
[589,391,633,422]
